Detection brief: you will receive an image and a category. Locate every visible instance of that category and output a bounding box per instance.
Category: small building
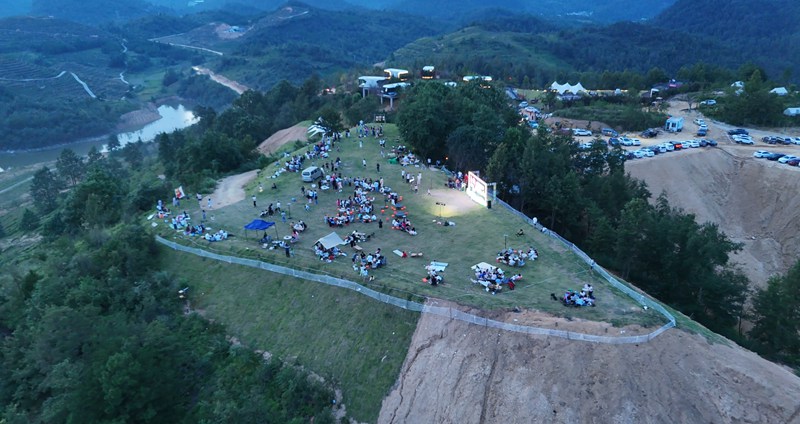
[358,76,386,97]
[770,87,789,96]
[784,107,800,117]
[421,66,435,80]
[384,68,410,82]
[665,116,684,133]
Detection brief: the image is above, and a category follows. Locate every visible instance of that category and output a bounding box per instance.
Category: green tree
[56,148,85,187]
[19,209,40,232]
[750,260,800,365]
[107,134,121,152]
[122,141,144,167]
[30,166,62,214]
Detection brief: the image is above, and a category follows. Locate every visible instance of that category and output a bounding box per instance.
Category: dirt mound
[258,124,308,156]
[626,147,800,288]
[379,306,800,423]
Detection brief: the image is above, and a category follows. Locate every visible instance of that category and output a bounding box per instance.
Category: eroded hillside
[379,305,800,423]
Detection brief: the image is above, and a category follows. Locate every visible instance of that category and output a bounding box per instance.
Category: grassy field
[155,123,665,327]
[160,248,418,422]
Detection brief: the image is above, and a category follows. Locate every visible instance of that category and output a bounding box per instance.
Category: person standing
[376,163,380,173]
[378,218,383,229]
[207,198,213,209]
[281,211,287,223]
[276,200,282,212]
[252,195,257,208]
[362,158,367,167]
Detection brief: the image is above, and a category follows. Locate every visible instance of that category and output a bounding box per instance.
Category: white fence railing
[157,232,673,344]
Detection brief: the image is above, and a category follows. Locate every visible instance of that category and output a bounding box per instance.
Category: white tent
[550,81,586,95]
[784,107,800,117]
[317,232,345,250]
[770,87,789,96]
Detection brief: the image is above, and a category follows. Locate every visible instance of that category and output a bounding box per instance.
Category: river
[0,104,197,170]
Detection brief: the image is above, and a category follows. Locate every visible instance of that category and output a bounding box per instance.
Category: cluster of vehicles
[753,151,800,166]
[728,128,800,146]
[623,139,718,159]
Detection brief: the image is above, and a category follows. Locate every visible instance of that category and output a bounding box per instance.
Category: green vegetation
[553,100,667,131]
[400,82,749,337]
[702,70,800,127]
[160,249,419,421]
[1,150,336,423]
[750,260,800,368]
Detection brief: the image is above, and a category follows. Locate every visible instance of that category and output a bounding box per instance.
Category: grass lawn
[156,123,665,327]
[160,247,418,422]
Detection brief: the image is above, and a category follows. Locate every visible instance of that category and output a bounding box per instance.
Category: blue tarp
[244,219,275,231]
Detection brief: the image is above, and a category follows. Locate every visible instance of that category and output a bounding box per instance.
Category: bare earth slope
[379,307,800,424]
[627,147,800,287]
[257,124,308,156]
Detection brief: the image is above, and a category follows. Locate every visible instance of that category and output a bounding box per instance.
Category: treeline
[398,82,769,343]
[1,146,336,423]
[158,75,382,190]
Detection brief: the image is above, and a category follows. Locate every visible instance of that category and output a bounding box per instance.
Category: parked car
[693,118,706,125]
[661,142,675,151]
[704,139,718,147]
[572,128,592,136]
[602,128,619,137]
[670,141,683,150]
[766,153,785,161]
[753,150,772,158]
[733,135,754,144]
[700,99,717,106]
[632,150,646,159]
[608,137,620,146]
[790,137,800,145]
[640,149,655,157]
[778,155,798,164]
[619,137,634,146]
[697,128,708,137]
[728,128,749,135]
[787,159,800,166]
[631,138,641,146]
[640,128,659,138]
[684,140,700,148]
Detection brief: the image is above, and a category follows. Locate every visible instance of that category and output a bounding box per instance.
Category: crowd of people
[204,229,229,242]
[313,242,346,263]
[471,263,523,294]
[496,247,538,267]
[560,284,596,307]
[351,247,387,271]
[391,217,416,235]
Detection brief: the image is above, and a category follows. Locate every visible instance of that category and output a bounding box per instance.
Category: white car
[661,142,675,151]
[790,137,800,145]
[631,150,646,159]
[733,135,754,144]
[684,140,700,148]
[778,155,798,164]
[693,118,706,125]
[631,138,641,146]
[638,149,654,157]
[753,150,772,158]
[619,137,633,146]
[700,99,717,106]
[573,129,592,136]
[698,124,708,131]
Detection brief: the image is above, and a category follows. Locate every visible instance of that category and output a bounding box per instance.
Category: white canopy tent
[317,232,346,250]
[550,81,587,95]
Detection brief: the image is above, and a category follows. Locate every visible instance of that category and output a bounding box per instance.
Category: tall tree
[30,166,62,214]
[56,149,85,187]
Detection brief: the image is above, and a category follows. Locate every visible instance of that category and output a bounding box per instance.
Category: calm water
[0,104,197,170]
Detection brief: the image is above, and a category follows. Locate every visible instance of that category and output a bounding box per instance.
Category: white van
[301,166,323,182]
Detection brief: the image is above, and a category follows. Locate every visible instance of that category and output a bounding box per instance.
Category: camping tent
[243,219,276,238]
[317,232,345,250]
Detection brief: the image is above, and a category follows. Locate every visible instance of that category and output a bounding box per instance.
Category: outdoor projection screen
[466,171,491,208]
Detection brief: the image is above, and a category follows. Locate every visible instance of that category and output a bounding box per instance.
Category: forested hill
[651,0,800,81]
[389,19,739,88]
[388,0,675,23]
[31,0,170,24]
[222,4,443,88]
